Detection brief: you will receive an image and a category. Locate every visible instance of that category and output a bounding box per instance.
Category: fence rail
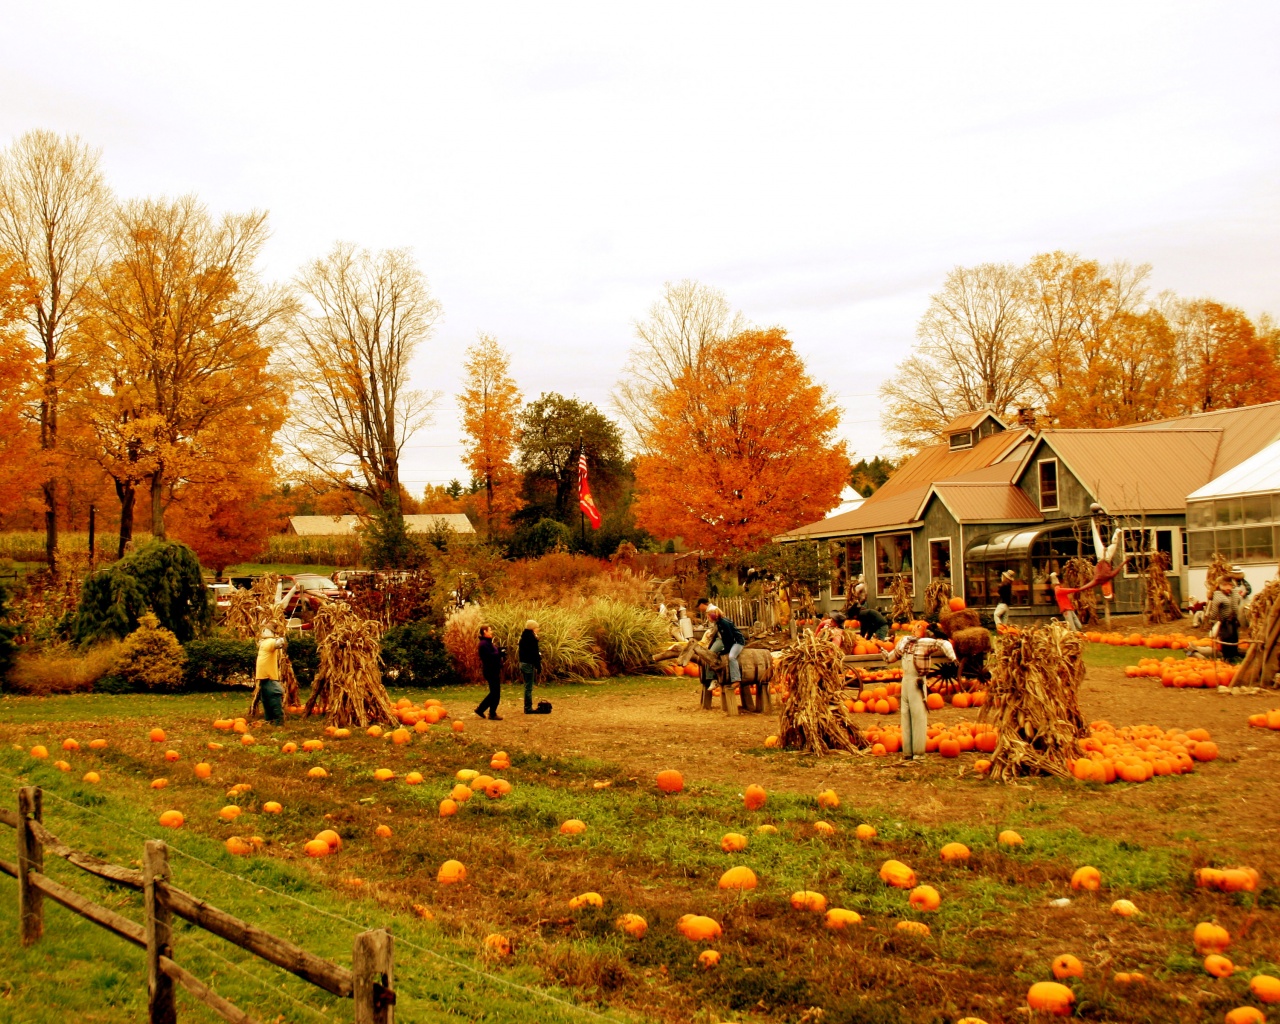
[1,786,394,1023]
[714,594,781,634]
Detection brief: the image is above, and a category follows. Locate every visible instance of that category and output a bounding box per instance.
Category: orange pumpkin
[697,949,721,968]
[1224,1009,1265,1024]
[437,859,466,884]
[616,913,648,938]
[720,832,748,853]
[304,839,330,858]
[62,738,79,751]
[1052,954,1084,980]
[316,829,342,851]
[789,891,827,912]
[940,842,970,863]
[568,892,604,910]
[149,728,166,743]
[89,739,108,750]
[483,933,511,956]
[1110,899,1139,917]
[439,799,458,817]
[1249,974,1280,1003]
[677,914,722,942]
[656,769,684,793]
[1027,981,1075,1016]
[908,884,941,911]
[895,920,930,937]
[559,819,587,835]
[307,767,328,779]
[158,810,184,828]
[879,859,917,889]
[225,836,253,856]
[743,784,767,811]
[718,866,758,890]
[816,788,840,810]
[1194,921,1230,955]
[82,771,100,784]
[1071,866,1102,891]
[1204,954,1235,978]
[824,908,862,930]
[855,823,877,841]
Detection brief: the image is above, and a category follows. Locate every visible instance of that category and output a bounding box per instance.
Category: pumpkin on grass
[940,842,970,863]
[677,915,721,941]
[895,920,930,937]
[439,799,458,817]
[263,801,282,813]
[790,891,827,912]
[616,913,648,938]
[559,819,587,835]
[1250,974,1280,1003]
[855,824,877,841]
[1027,981,1075,1016]
[1194,922,1230,954]
[697,949,720,968]
[375,824,392,838]
[159,810,184,828]
[720,832,748,853]
[908,885,941,912]
[816,788,840,810]
[879,860,916,888]
[1224,1010,1265,1024]
[1071,865,1102,891]
[225,836,253,856]
[82,771,100,784]
[569,892,604,910]
[997,829,1023,846]
[304,839,330,858]
[743,784,767,810]
[824,908,862,930]
[1052,954,1084,980]
[437,859,466,884]
[718,866,757,890]
[656,770,684,793]
[1111,899,1139,917]
[483,933,511,956]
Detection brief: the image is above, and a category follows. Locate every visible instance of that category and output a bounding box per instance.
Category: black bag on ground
[534,699,553,715]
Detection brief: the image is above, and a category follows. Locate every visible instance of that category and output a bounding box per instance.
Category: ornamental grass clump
[776,629,866,754]
[983,621,1086,780]
[484,604,602,679]
[586,598,670,673]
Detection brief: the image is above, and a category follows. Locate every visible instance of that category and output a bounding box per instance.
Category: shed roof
[781,488,928,539]
[940,409,1005,434]
[928,482,1044,523]
[1187,438,1280,501]
[875,428,1030,501]
[288,514,475,537]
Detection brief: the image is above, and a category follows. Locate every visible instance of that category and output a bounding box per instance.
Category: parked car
[207,582,234,616]
[281,574,346,627]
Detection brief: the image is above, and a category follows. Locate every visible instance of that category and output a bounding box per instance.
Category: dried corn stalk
[775,629,866,754]
[1141,551,1182,625]
[304,603,396,727]
[889,573,913,623]
[1062,557,1098,626]
[923,578,952,620]
[982,622,1086,780]
[1205,552,1234,602]
[1235,577,1280,688]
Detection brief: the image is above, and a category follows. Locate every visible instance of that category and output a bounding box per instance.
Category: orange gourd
[720,832,747,853]
[1194,921,1230,955]
[940,842,970,863]
[879,859,917,888]
[718,866,757,890]
[789,891,827,912]
[909,885,941,911]
[677,914,722,941]
[437,859,467,884]
[560,819,587,835]
[1027,981,1075,1016]
[616,913,648,938]
[1249,974,1280,1003]
[568,892,604,910]
[1052,954,1085,980]
[1204,954,1235,978]
[159,810,184,828]
[1071,866,1102,891]
[855,823,877,841]
[824,908,862,930]
[697,949,721,968]
[439,799,458,817]
[304,839,330,857]
[743,784,767,810]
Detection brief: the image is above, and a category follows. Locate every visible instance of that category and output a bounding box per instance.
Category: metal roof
[965,527,1047,561]
[876,428,1030,500]
[940,409,1005,434]
[1117,400,1280,478]
[1027,429,1222,513]
[1188,438,1280,501]
[780,488,927,539]
[928,482,1043,523]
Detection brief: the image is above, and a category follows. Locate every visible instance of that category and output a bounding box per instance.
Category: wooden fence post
[352,928,394,1024]
[144,840,177,1024]
[17,786,43,945]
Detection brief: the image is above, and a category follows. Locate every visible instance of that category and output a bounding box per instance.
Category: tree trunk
[41,356,58,570]
[116,479,135,560]
[150,473,166,539]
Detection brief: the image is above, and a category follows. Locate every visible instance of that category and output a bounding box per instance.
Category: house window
[948,431,973,450]
[846,538,864,587]
[1038,459,1059,511]
[929,539,952,582]
[875,533,913,597]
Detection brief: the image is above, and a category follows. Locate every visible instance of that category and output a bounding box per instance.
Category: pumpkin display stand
[776,630,866,754]
[224,574,301,715]
[303,604,398,728]
[983,622,1086,780]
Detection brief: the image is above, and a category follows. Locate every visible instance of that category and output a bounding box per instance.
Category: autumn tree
[168,462,287,578]
[517,393,626,523]
[1168,298,1280,413]
[634,327,848,555]
[0,130,111,566]
[614,279,745,438]
[75,196,290,555]
[0,251,39,513]
[458,333,522,536]
[286,244,441,520]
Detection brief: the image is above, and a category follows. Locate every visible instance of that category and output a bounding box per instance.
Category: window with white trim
[1038,459,1059,511]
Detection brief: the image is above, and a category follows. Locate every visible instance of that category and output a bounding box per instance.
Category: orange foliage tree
[1170,298,1280,413]
[168,458,287,577]
[634,328,848,554]
[458,333,522,536]
[0,250,40,514]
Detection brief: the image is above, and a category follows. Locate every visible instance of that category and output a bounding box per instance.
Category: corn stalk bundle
[1061,557,1099,625]
[888,574,913,624]
[1141,551,1183,625]
[1205,552,1234,601]
[775,629,866,754]
[923,578,952,620]
[1234,576,1280,688]
[304,603,396,727]
[982,622,1086,780]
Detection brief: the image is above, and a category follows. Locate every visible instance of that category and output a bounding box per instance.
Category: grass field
[0,641,1276,1023]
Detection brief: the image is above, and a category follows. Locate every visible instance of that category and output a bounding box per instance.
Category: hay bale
[776,630,866,754]
[938,607,981,635]
[983,622,1086,780]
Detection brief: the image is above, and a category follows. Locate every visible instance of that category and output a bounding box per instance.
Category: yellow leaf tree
[634,328,848,554]
[458,333,522,537]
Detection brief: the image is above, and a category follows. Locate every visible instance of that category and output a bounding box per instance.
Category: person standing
[994,570,1015,628]
[256,627,287,726]
[475,625,504,720]
[1054,584,1084,632]
[518,619,542,714]
[1206,572,1246,663]
[706,606,746,688]
[885,620,956,763]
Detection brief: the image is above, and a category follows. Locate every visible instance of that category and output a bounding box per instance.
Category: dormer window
[948,430,973,451]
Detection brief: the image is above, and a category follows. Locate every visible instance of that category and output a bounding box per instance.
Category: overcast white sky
[3,2,1278,491]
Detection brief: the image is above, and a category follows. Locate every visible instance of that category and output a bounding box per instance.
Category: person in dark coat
[518,619,542,714]
[856,605,891,641]
[475,625,504,720]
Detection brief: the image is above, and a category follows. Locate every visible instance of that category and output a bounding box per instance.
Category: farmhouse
[782,401,1280,620]
[288,514,476,537]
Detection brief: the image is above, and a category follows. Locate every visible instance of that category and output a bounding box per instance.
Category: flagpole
[579,436,586,548]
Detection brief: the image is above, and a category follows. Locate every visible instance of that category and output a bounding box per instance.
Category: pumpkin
[855,824,877,841]
[698,949,721,968]
[29,745,48,759]
[225,836,253,856]
[1192,741,1219,762]
[895,920,930,937]
[926,693,945,710]
[263,801,282,813]
[948,597,966,611]
[62,738,79,751]
[373,768,395,782]
[1220,868,1255,892]
[790,891,827,912]
[1250,974,1280,1004]
[1052,954,1084,980]
[879,859,917,888]
[1224,1010,1265,1024]
[764,735,780,748]
[281,742,298,754]
[974,759,993,774]
[316,829,342,851]
[456,769,480,782]
[940,842,970,863]
[656,770,684,793]
[1071,866,1102,891]
[450,784,473,803]
[483,933,511,956]
[755,824,778,835]
[720,832,748,853]
[1113,971,1146,984]
[194,762,212,779]
[813,819,837,836]
[718,866,758,890]
[302,740,324,752]
[1194,921,1231,954]
[366,725,383,737]
[616,913,648,938]
[909,885,941,912]
[1110,899,1139,917]
[405,772,423,785]
[439,799,458,817]
[219,805,241,821]
[307,767,328,779]
[304,839,330,857]
[938,738,961,758]
[53,760,70,772]
[159,810,184,828]
[414,720,430,734]
[743,784,767,811]
[560,819,587,835]
[955,1019,989,1024]
[451,721,465,733]
[569,892,604,910]
[997,829,1023,846]
[82,771,100,783]
[469,775,495,792]
[493,779,512,795]
[227,783,252,796]
[437,859,466,884]
[1204,954,1235,978]
[824,908,862,930]
[677,914,722,941]
[213,719,233,730]
[164,750,180,762]
[392,728,412,745]
[151,779,168,789]
[88,739,107,750]
[149,728,166,743]
[1027,981,1075,1016]
[240,734,256,746]
[816,788,840,810]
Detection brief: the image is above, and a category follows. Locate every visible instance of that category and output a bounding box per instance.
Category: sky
[3,2,1279,493]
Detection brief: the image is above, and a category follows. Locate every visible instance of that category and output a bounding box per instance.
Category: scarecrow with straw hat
[256,627,287,726]
[994,569,1016,628]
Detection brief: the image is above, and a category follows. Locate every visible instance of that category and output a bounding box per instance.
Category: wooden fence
[0,786,395,1023]
[713,594,781,634]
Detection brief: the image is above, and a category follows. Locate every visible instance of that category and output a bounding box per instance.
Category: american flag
[578,450,601,529]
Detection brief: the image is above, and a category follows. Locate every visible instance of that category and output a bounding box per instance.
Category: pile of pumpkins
[1068,721,1217,783]
[847,683,989,714]
[1246,708,1280,730]
[1084,630,1204,649]
[846,666,904,685]
[1124,656,1235,687]
[858,719,998,762]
